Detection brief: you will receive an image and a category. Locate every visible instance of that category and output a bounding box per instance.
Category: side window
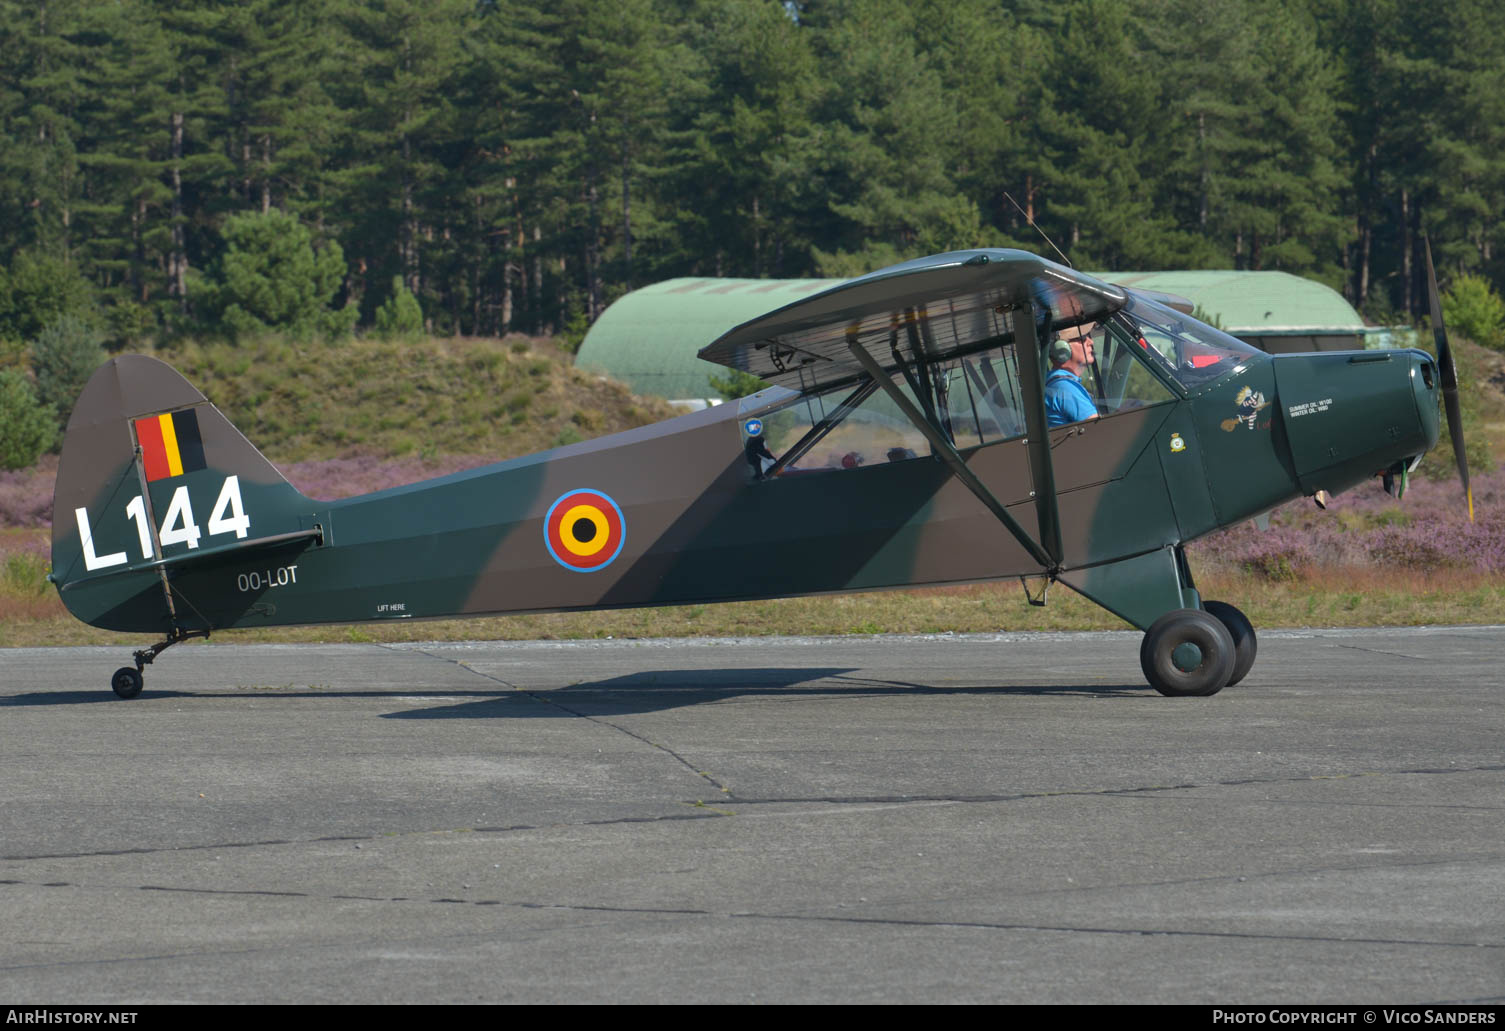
[742,378,931,476]
[940,346,1028,446]
[759,395,824,458]
[737,336,1044,480]
[1093,320,1176,413]
[836,388,928,468]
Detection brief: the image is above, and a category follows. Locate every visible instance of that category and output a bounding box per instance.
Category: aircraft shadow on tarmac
[6,668,1146,711]
[2,689,197,706]
[380,667,1149,718]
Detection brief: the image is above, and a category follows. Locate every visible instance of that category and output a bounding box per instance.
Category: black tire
[111,666,143,700]
[1139,609,1236,697]
[1203,600,1257,687]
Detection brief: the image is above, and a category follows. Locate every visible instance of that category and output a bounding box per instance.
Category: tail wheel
[1140,609,1236,697]
[1203,600,1257,687]
[111,667,144,700]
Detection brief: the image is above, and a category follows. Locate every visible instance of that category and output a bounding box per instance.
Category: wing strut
[766,378,880,478]
[1012,303,1064,567]
[843,324,1057,571]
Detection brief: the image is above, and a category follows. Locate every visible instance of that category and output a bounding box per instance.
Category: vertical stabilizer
[51,355,314,632]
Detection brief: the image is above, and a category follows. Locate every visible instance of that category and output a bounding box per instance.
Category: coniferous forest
[1,0,1503,348]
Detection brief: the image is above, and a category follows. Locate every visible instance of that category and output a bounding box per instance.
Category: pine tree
[30,314,104,432]
[325,0,471,327]
[0,250,98,345]
[0,368,56,469]
[195,208,355,340]
[1140,0,1265,267]
[373,275,424,339]
[908,0,1046,252]
[1322,0,1505,314]
[1031,0,1187,270]
[152,2,239,315]
[1223,1,1348,284]
[70,1,176,307]
[676,0,823,277]
[802,0,978,272]
[0,0,91,260]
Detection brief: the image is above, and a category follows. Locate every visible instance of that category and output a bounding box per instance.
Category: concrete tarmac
[1,627,1503,1004]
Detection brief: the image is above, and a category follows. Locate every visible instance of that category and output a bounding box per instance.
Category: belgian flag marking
[544,489,625,572]
[134,409,206,482]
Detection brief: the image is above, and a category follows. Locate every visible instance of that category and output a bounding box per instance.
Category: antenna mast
[1003,191,1072,268]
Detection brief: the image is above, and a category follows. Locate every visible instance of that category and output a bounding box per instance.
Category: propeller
[1423,234,1475,522]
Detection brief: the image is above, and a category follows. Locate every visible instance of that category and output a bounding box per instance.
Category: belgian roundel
[544,489,626,572]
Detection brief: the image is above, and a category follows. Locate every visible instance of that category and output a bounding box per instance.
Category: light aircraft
[50,247,1471,699]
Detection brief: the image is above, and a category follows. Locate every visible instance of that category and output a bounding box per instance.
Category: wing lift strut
[842,301,1065,600]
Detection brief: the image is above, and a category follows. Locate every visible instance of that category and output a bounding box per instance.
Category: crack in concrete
[5,763,1499,863]
[718,762,1505,808]
[1,881,1497,957]
[390,643,735,798]
[1333,643,1432,661]
[723,909,1505,950]
[1,811,723,863]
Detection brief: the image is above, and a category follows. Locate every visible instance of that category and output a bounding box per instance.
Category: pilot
[1044,324,1099,427]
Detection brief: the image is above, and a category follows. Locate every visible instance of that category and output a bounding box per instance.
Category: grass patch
[1,549,49,597]
[4,335,1504,649]
[5,566,1503,650]
[155,333,676,464]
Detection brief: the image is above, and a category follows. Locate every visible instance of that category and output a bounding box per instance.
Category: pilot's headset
[1048,337,1074,366]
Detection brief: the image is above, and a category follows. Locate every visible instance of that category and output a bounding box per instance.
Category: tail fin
[51,355,318,633]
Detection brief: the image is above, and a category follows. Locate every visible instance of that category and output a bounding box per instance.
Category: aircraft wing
[697,249,1127,393]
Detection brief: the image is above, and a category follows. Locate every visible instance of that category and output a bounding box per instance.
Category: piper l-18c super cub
[51,247,1471,699]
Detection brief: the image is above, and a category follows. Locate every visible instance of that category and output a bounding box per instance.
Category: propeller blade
[1423,235,1474,522]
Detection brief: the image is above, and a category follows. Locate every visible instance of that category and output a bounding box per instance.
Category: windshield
[1115,294,1262,391]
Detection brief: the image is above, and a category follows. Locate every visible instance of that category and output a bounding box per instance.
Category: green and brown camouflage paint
[50,251,1442,641]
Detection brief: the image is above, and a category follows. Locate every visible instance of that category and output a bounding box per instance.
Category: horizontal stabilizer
[57,527,322,592]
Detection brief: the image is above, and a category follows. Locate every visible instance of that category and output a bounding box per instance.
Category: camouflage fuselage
[52,347,1438,636]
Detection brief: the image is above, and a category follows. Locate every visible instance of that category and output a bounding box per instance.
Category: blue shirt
[1044,369,1097,427]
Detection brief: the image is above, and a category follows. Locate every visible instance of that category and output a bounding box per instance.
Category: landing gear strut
[109,626,210,699]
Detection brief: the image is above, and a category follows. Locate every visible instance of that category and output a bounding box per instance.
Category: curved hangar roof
[1096,270,1366,354]
[576,276,845,399]
[577,260,1367,399]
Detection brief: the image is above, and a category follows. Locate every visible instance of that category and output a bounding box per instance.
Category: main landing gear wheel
[1203,600,1256,687]
[111,667,144,700]
[1140,609,1236,697]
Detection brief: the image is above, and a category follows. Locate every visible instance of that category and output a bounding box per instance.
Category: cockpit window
[1115,294,1262,391]
[1069,320,1177,416]
[732,290,1229,481]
